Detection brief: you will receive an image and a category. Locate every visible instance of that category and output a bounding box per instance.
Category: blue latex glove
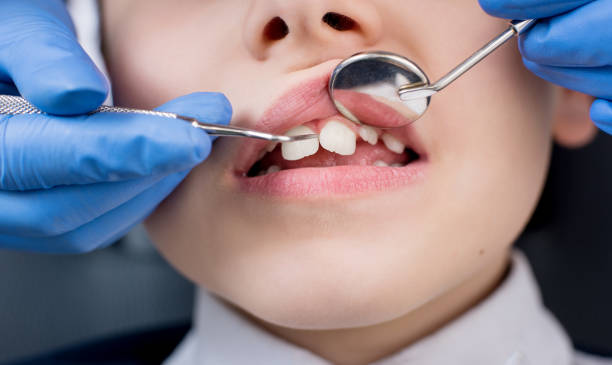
[478,0,612,134]
[0,0,232,253]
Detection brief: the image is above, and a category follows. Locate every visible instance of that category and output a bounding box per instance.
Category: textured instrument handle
[0,94,178,119]
[0,94,309,142]
[0,95,44,115]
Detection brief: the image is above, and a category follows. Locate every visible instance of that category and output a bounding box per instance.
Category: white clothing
[165,251,612,365]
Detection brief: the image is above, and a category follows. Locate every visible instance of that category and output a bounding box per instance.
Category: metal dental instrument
[329,19,536,128]
[0,95,317,143]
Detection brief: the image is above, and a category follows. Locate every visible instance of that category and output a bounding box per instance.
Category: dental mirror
[329,19,535,128]
[329,51,430,128]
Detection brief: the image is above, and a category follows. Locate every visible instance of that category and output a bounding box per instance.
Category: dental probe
[398,19,536,101]
[329,19,536,128]
[0,95,317,143]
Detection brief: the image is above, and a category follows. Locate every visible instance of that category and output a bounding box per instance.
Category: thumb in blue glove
[478,0,612,135]
[0,92,232,253]
[592,99,612,135]
[0,0,108,115]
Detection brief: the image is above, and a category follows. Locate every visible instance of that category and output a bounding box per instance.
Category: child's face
[102,0,586,331]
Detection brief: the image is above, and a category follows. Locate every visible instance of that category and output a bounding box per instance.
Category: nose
[243,0,383,63]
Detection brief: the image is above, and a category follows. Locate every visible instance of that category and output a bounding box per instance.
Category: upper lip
[232,63,427,175]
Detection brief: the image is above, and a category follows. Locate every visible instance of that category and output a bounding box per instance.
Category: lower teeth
[373,160,388,167]
[247,131,419,177]
[251,159,410,176]
[267,165,280,174]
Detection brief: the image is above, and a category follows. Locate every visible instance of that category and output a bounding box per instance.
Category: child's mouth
[247,117,420,177]
[231,66,428,197]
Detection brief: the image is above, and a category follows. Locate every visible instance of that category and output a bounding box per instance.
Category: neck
[227,248,511,365]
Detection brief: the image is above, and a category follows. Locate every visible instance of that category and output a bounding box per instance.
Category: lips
[230,66,428,197]
[233,75,337,174]
[332,90,419,127]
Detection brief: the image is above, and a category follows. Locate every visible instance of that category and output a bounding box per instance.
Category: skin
[101,1,596,364]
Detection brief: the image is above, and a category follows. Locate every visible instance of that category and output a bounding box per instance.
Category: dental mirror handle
[0,95,314,143]
[399,19,536,100]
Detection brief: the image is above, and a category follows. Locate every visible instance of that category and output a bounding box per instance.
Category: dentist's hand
[0,0,232,253]
[478,0,612,134]
[0,0,108,114]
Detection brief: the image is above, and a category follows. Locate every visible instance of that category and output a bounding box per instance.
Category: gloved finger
[0,92,231,191]
[519,0,612,67]
[590,99,612,135]
[522,60,612,100]
[0,171,188,253]
[478,0,593,19]
[0,0,108,115]
[157,92,233,134]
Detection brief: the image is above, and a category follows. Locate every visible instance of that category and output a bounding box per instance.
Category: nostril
[322,12,357,31]
[263,16,289,42]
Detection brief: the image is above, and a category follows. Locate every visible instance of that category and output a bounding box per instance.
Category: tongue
[260,141,409,170]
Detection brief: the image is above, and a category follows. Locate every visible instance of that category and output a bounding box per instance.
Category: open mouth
[232,64,428,197]
[246,117,421,177]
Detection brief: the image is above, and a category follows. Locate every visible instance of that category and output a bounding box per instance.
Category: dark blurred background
[1,132,611,363]
[0,226,194,364]
[519,130,612,356]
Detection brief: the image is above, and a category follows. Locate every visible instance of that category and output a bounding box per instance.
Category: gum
[300,115,361,135]
[259,140,408,171]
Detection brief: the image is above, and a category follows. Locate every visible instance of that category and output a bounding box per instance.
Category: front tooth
[281,126,319,161]
[358,126,378,145]
[266,142,278,152]
[373,160,388,167]
[381,134,405,154]
[320,120,356,155]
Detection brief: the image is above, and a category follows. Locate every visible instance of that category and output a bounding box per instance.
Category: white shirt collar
[165,250,573,365]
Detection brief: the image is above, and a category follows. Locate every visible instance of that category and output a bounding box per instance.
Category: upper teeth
[266,142,278,152]
[381,133,405,154]
[319,120,356,156]
[358,126,378,145]
[281,126,319,161]
[276,121,407,162]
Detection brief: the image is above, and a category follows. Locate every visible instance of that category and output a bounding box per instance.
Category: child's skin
[101,1,597,364]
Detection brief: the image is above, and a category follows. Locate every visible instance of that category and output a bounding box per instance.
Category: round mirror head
[329,51,430,128]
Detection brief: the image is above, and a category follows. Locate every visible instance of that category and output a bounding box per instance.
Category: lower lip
[235,160,427,198]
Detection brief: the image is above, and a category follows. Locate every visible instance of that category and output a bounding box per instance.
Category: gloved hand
[0,0,232,253]
[478,0,612,134]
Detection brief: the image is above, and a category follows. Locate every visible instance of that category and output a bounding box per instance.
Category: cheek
[104,4,244,109]
[414,37,555,282]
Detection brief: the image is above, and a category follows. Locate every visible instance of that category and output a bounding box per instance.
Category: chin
[223,275,404,330]
[196,233,434,331]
